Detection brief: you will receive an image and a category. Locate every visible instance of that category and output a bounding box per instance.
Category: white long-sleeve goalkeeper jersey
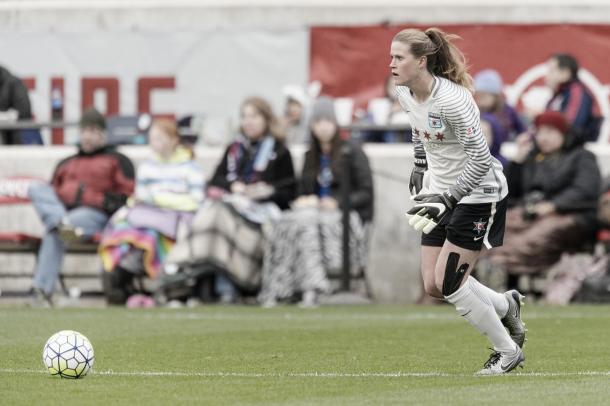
[396,76,508,204]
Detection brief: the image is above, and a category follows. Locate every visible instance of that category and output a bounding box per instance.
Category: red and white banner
[310,24,610,142]
[1,30,308,144]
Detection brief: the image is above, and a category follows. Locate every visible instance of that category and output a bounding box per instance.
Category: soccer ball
[42,330,95,379]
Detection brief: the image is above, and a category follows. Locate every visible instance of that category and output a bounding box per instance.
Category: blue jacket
[547,80,599,142]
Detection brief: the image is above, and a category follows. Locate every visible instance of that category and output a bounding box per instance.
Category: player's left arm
[442,89,492,201]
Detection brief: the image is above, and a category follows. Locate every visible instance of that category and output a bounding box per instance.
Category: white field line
[1,368,609,378]
[10,309,610,322]
[124,311,610,322]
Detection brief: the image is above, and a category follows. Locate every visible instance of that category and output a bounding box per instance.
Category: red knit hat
[534,111,569,135]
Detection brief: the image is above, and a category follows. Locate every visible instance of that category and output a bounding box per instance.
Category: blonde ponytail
[393,27,473,92]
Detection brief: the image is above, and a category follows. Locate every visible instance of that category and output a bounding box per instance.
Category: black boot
[102,266,135,305]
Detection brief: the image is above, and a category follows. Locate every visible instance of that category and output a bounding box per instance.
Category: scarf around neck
[226,134,276,183]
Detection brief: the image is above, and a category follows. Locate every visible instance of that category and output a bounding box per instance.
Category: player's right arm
[396,86,427,196]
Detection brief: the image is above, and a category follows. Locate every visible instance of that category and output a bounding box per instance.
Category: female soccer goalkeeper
[391,27,526,374]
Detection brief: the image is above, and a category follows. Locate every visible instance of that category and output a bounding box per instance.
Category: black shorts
[421,196,507,251]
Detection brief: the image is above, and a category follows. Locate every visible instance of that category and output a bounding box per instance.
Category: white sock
[467,276,509,318]
[445,278,516,354]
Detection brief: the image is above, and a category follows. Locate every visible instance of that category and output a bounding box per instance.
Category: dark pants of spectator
[488,207,584,276]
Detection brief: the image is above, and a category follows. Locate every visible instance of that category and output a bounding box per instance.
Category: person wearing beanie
[486,109,601,288]
[28,107,135,307]
[79,107,106,131]
[258,95,374,308]
[281,85,310,145]
[534,110,569,138]
[474,69,526,141]
[475,69,503,95]
[310,96,337,123]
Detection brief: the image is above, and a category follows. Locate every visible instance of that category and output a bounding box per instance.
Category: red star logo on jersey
[435,132,445,141]
[412,127,420,136]
[423,131,431,140]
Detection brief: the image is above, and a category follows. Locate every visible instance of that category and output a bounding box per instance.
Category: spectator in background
[163,96,296,304]
[258,97,373,308]
[480,112,509,168]
[0,65,37,144]
[487,111,601,283]
[593,176,610,257]
[361,75,411,142]
[28,108,135,306]
[545,53,600,142]
[474,69,526,140]
[99,118,205,306]
[281,85,309,145]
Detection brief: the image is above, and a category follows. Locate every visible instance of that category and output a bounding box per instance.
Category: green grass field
[1,304,609,405]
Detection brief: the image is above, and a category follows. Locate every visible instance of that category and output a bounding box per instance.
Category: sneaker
[57,220,84,244]
[477,346,525,375]
[126,294,156,308]
[501,290,527,348]
[298,290,318,308]
[219,293,238,305]
[28,287,53,308]
[165,299,185,309]
[260,297,278,308]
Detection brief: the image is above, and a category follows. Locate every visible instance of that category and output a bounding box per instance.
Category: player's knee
[441,252,470,297]
[423,279,441,297]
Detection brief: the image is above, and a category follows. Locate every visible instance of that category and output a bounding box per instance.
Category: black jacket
[506,145,601,232]
[209,138,296,210]
[0,66,33,144]
[299,140,374,223]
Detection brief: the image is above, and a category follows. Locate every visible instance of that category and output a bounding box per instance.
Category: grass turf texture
[1,305,609,405]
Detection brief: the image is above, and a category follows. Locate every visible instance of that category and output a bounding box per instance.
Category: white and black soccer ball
[42,330,95,379]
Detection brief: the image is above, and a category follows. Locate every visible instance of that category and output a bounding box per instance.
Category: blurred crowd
[25,96,373,308]
[2,52,610,307]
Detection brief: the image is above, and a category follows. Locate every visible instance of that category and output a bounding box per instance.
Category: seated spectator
[28,108,135,306]
[0,64,39,144]
[545,53,600,142]
[99,118,205,306]
[162,96,296,304]
[486,111,601,282]
[480,112,509,168]
[543,179,610,304]
[258,97,374,307]
[599,177,610,232]
[474,69,526,140]
[281,85,309,145]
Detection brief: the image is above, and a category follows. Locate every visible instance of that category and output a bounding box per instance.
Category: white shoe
[57,220,84,243]
[260,298,277,308]
[477,346,525,375]
[298,290,318,308]
[165,299,184,309]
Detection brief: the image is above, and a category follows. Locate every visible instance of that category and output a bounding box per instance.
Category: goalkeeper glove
[409,156,427,196]
[406,191,458,234]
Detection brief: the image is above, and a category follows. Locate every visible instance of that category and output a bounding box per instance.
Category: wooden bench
[0,231,101,297]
